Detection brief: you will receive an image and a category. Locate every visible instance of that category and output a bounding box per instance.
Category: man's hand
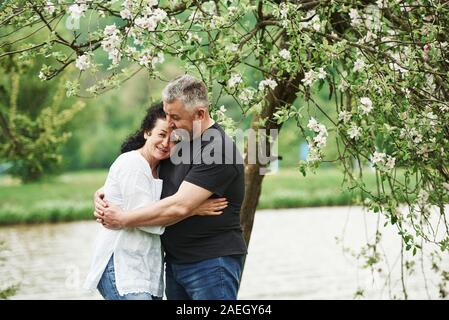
[94,203,126,230]
[194,198,228,216]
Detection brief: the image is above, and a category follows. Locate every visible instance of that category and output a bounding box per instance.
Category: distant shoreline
[0,168,381,226]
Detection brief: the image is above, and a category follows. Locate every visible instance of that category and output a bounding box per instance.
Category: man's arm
[97,181,216,229]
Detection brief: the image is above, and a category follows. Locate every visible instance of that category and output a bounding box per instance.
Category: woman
[83,103,227,300]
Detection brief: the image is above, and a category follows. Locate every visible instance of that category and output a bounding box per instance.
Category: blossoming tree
[1,0,448,297]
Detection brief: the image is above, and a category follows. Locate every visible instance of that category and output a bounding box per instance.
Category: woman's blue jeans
[97,255,162,300]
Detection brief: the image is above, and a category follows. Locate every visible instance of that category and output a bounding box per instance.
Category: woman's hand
[194,198,228,216]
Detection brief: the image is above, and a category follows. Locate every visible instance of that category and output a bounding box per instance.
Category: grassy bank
[0,171,106,225]
[258,168,377,209]
[0,168,378,226]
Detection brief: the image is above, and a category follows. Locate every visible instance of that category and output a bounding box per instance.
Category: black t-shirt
[159,123,248,264]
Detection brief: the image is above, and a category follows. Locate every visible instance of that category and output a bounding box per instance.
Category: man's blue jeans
[97,255,162,300]
[165,255,245,300]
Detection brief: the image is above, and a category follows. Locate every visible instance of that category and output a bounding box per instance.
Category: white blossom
[362,30,377,43]
[279,49,291,61]
[124,46,137,57]
[120,0,134,19]
[69,3,87,20]
[279,3,289,19]
[101,24,122,65]
[389,54,408,75]
[307,117,319,132]
[38,71,46,81]
[417,145,431,158]
[401,87,411,98]
[226,44,239,52]
[75,53,90,71]
[317,67,326,80]
[353,58,365,72]
[359,97,373,115]
[228,74,243,88]
[45,1,56,15]
[135,16,158,31]
[138,52,151,67]
[134,8,167,31]
[385,156,396,170]
[104,24,118,36]
[214,105,227,119]
[338,111,351,123]
[187,32,202,43]
[307,118,328,149]
[376,0,385,9]
[127,27,143,46]
[120,8,132,19]
[259,79,278,91]
[299,10,320,30]
[439,104,449,112]
[313,132,327,148]
[301,70,316,86]
[152,52,164,68]
[311,16,321,32]
[239,88,255,103]
[147,0,159,7]
[210,16,225,29]
[349,8,362,27]
[152,8,167,21]
[347,124,362,140]
[138,50,164,68]
[307,147,321,162]
[400,4,412,12]
[413,134,423,144]
[426,111,438,127]
[389,61,408,74]
[371,151,386,165]
[401,127,423,144]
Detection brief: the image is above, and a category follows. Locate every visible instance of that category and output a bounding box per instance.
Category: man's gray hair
[162,75,209,112]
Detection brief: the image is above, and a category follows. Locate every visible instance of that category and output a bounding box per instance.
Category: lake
[0,206,446,299]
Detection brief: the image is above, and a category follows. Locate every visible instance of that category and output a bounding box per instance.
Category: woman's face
[144,118,173,160]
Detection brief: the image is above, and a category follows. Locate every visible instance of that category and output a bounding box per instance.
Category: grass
[0,168,379,226]
[258,168,378,209]
[0,170,107,225]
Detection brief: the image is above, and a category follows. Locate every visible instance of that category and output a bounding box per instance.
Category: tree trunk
[240,75,303,248]
[241,162,265,246]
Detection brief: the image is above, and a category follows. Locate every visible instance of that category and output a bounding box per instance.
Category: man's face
[163,100,196,134]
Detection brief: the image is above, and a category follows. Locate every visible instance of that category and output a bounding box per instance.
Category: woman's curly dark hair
[120,102,167,154]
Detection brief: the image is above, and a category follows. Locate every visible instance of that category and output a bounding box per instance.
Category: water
[0,207,446,300]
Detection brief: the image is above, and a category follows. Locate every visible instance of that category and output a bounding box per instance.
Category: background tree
[1,0,448,298]
[0,56,85,182]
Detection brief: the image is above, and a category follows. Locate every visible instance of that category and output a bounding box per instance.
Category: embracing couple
[83,75,248,300]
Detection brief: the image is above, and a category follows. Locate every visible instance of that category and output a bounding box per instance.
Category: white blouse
[83,150,164,297]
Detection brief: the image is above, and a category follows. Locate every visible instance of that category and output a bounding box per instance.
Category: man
[94,75,248,300]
